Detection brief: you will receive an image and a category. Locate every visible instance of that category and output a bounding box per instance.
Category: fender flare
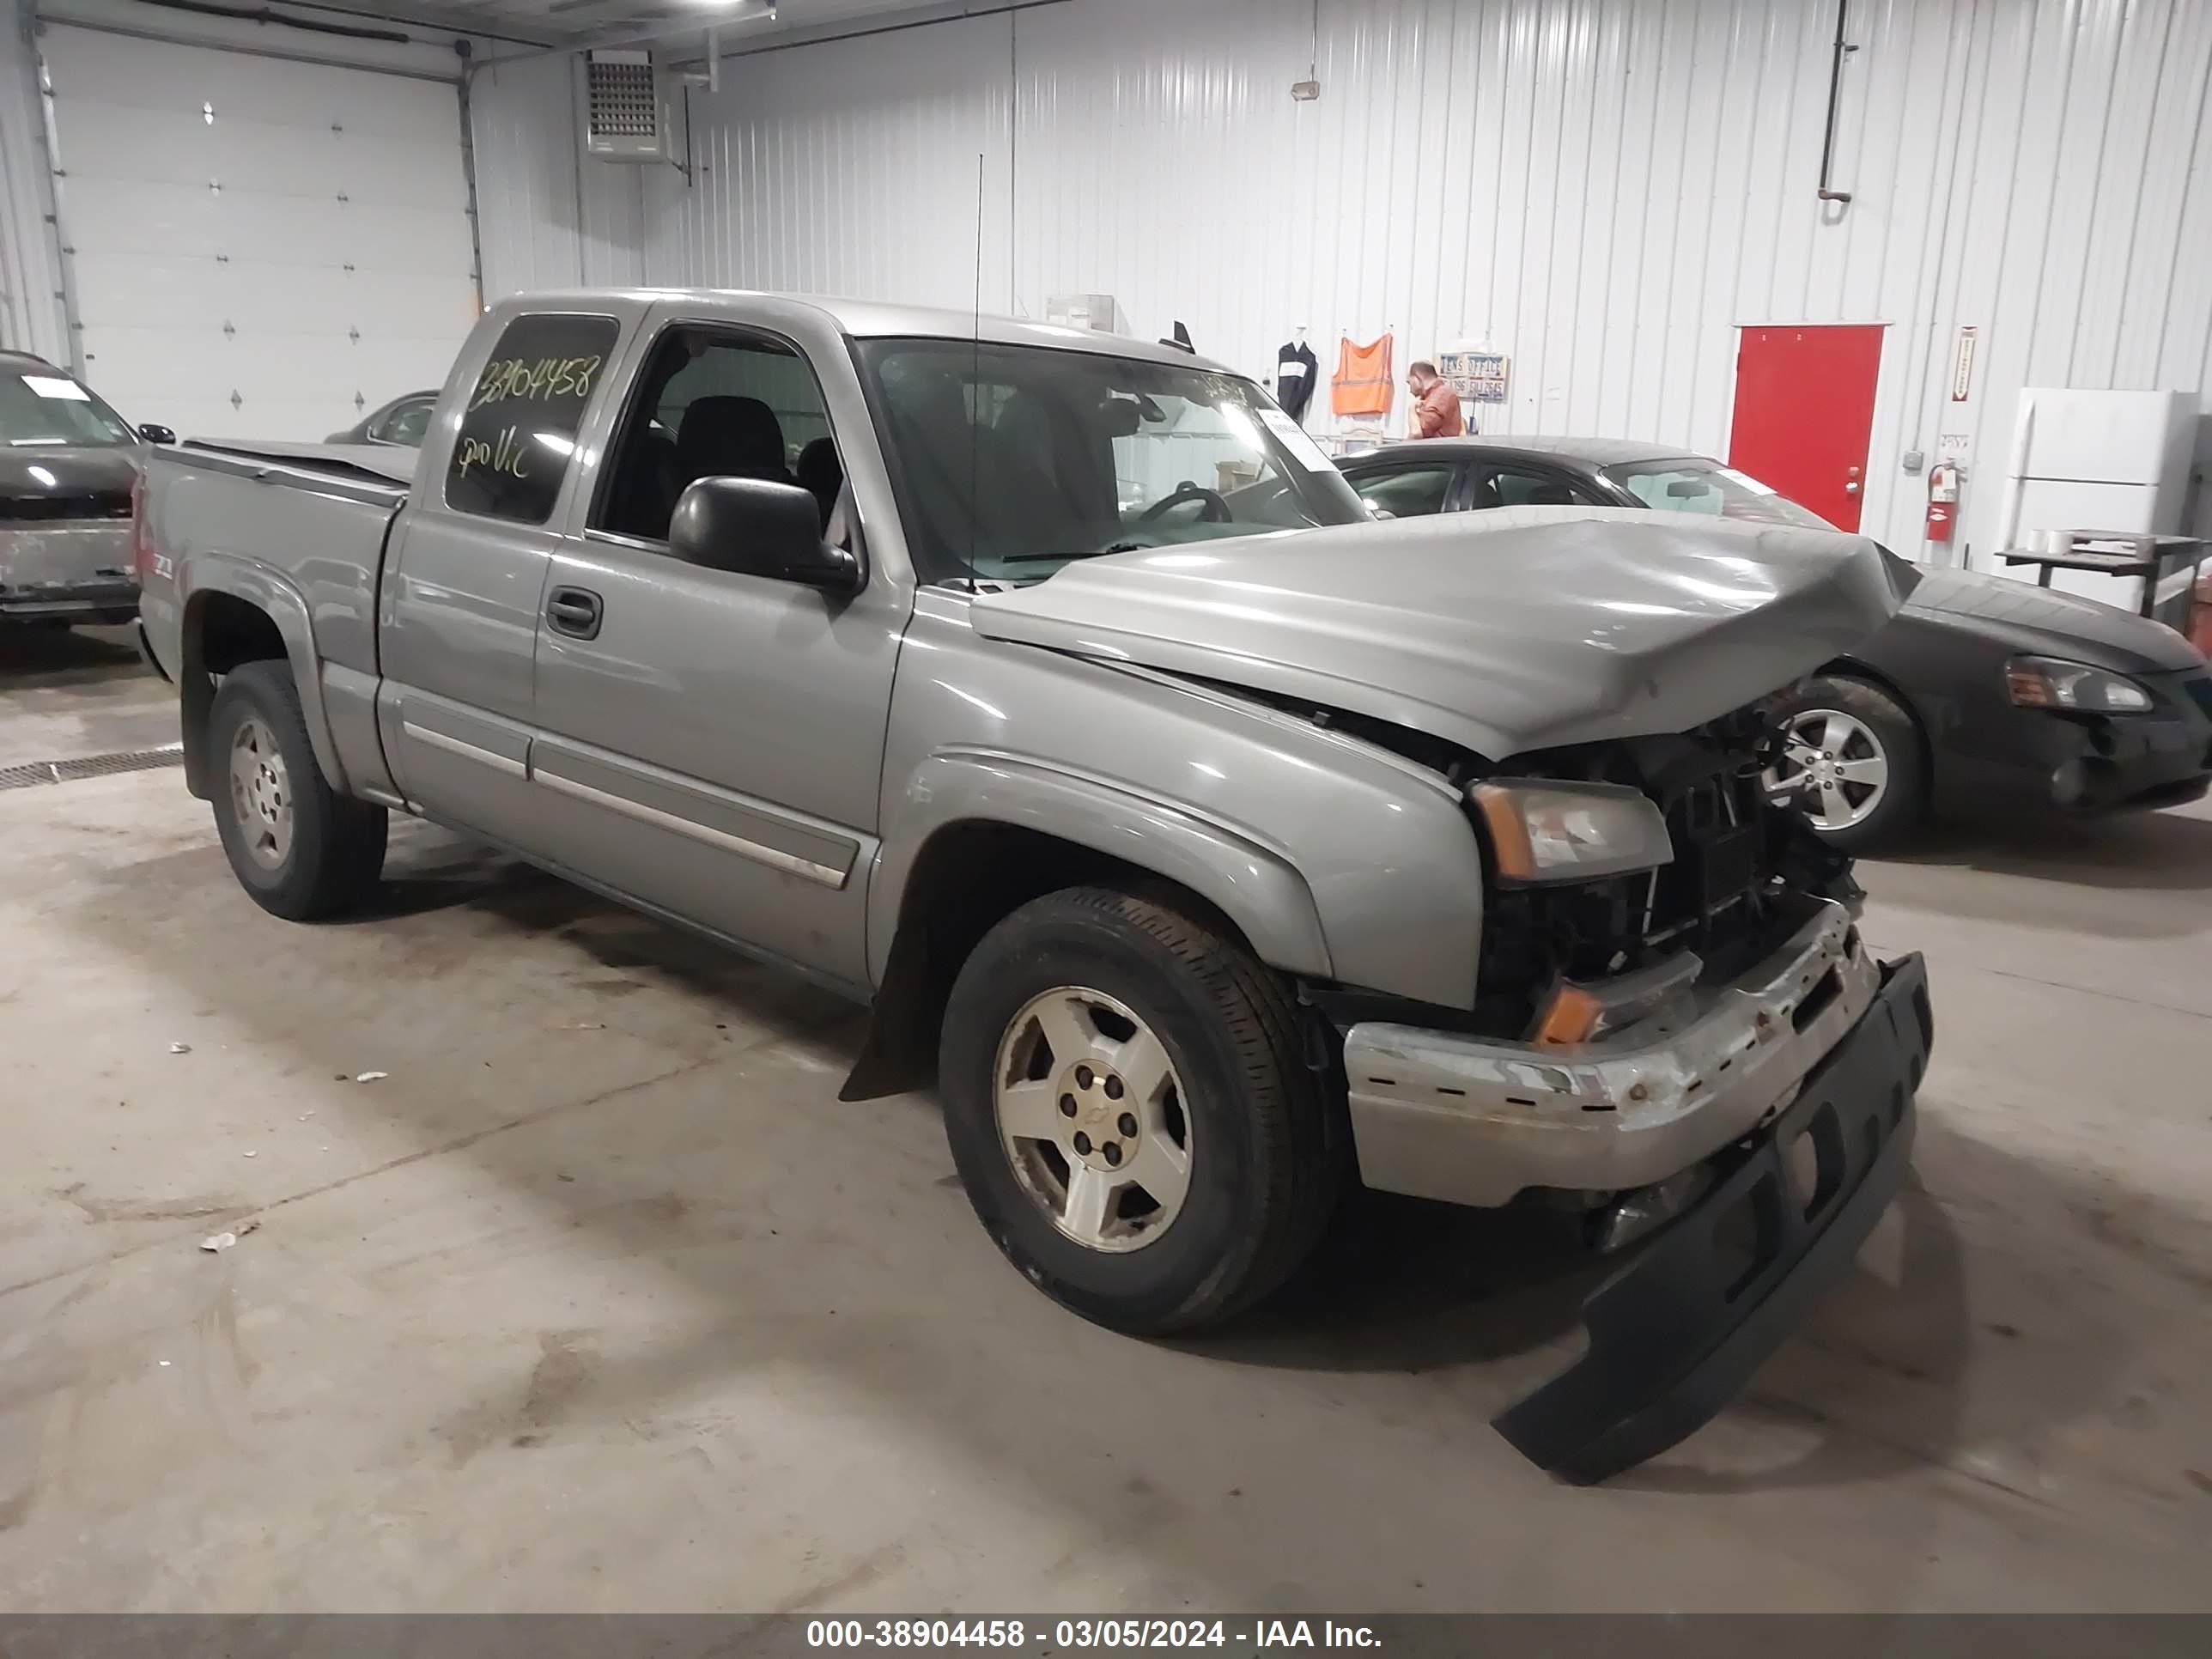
[180,554,351,795]
[867,746,1335,986]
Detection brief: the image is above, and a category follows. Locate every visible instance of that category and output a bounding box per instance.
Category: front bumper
[1495,952,1931,1482]
[1936,669,2212,818]
[1346,900,1877,1207]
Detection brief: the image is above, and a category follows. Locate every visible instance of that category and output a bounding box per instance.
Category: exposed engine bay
[1258,689,1865,1042]
[1472,702,1865,1038]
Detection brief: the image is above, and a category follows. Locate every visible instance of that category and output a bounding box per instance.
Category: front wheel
[1763,674,1927,852]
[939,886,1342,1335]
[209,659,387,919]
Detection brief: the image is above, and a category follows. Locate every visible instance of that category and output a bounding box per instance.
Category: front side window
[596,327,842,542]
[1603,458,1833,530]
[1351,464,1455,519]
[855,337,1364,585]
[444,313,618,525]
[0,368,135,447]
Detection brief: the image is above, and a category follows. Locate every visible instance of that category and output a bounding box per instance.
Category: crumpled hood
[1901,565,2203,672]
[969,506,1902,760]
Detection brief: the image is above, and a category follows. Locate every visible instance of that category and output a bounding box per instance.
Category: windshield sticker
[1259,408,1333,473]
[1719,466,1778,495]
[22,375,90,402]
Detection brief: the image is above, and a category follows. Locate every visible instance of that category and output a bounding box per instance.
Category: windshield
[856,337,1366,584]
[1602,457,1833,530]
[0,368,136,448]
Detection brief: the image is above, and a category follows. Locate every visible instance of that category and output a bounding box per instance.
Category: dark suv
[1,350,173,629]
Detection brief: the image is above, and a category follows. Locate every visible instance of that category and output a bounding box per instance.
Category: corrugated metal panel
[470,52,645,302]
[636,0,2209,558]
[0,0,70,364]
[640,11,1015,312]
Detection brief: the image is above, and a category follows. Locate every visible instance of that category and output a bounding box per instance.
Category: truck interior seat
[796,437,843,530]
[603,427,678,538]
[674,396,793,492]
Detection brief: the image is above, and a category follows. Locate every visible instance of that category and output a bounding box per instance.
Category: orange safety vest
[1332,333,1395,416]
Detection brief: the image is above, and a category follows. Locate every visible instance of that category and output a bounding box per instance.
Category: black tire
[1767,673,1927,853]
[208,659,386,920]
[939,886,1343,1335]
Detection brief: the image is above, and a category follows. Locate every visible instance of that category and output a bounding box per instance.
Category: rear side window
[445,313,619,524]
[1352,464,1455,518]
[1476,465,1592,509]
[376,398,434,447]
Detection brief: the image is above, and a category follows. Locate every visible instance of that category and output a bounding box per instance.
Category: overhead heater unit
[586,50,672,163]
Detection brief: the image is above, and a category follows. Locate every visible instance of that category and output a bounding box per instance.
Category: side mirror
[669,476,862,595]
[137,423,177,446]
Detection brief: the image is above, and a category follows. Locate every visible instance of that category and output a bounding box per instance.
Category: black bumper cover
[1494,953,1934,1485]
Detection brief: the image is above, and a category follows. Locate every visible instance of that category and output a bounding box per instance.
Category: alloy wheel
[228,715,293,870]
[1763,708,1890,831]
[991,986,1194,1252]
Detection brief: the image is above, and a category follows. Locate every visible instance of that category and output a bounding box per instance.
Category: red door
[1728,325,1884,532]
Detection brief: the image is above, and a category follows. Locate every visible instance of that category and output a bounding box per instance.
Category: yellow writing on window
[468,354,603,412]
[453,423,533,482]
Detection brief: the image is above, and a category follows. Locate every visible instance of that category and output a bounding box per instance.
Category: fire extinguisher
[1925,462,1960,544]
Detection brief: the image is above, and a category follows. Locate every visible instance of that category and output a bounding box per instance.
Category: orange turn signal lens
[1470,782,1539,879]
[1533,983,1604,1048]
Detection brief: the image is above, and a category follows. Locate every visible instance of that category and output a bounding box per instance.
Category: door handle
[546,586,604,641]
[1844,482,1861,496]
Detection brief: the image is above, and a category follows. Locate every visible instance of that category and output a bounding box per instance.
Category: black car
[1337,435,2212,848]
[326,390,437,447]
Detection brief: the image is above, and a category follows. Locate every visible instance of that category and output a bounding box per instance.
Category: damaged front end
[1338,703,1931,1484]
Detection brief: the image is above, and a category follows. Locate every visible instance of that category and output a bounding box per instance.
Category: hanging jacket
[1332,333,1394,416]
[1274,340,1320,422]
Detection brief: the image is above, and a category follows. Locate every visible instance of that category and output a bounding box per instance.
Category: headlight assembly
[1469,779,1674,884]
[2003,655,2154,714]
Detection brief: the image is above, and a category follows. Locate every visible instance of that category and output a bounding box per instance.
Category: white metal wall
[639,0,2212,559]
[470,50,646,303]
[641,10,1014,313]
[0,0,69,365]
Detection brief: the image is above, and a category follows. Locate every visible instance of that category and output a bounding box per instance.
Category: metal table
[1997,531,2206,627]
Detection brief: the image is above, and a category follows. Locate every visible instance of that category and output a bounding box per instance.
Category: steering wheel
[1139,482,1231,524]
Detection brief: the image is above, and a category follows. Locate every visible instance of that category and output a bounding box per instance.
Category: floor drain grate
[0,743,185,792]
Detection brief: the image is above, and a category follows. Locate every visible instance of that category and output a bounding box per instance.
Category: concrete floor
[2,628,2209,1613]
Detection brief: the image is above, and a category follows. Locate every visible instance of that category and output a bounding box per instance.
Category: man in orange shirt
[1407,361,1465,438]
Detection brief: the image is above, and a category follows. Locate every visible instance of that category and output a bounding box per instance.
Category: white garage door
[41,26,478,442]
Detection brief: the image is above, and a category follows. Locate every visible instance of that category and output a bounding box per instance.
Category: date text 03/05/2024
[805,1621,1382,1650]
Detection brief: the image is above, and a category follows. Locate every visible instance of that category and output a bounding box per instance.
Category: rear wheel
[209,659,386,919]
[1763,674,1926,852]
[939,886,1342,1335]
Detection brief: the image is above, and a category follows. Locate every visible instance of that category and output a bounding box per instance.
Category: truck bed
[139,439,414,699]
[172,438,418,499]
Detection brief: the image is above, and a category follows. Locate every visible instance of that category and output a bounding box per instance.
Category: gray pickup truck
[139,289,1933,1482]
